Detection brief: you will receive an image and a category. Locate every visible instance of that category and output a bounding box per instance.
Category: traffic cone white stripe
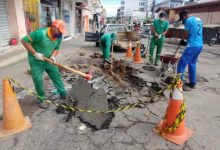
[172,88,183,100]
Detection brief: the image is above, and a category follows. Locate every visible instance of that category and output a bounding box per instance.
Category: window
[121,7,124,10]
[139,2,146,6]
[121,1,125,5]
[139,8,145,12]
[107,25,127,32]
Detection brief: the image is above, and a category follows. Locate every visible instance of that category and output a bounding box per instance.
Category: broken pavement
[0,37,220,150]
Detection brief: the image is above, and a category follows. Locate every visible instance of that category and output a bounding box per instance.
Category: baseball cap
[178,9,190,21]
[52,20,67,34]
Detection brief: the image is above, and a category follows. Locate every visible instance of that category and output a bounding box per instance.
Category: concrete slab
[70,78,113,129]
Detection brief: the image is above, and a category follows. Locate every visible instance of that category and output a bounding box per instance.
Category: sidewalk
[0,36,83,68]
[0,45,27,68]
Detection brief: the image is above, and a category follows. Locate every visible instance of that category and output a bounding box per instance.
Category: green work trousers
[149,37,165,63]
[100,38,111,61]
[29,60,66,102]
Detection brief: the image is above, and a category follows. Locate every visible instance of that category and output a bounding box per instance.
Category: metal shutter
[0,0,11,48]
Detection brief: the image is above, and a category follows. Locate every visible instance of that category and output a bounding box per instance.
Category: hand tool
[43,57,92,80]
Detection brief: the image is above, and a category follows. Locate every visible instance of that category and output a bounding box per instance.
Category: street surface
[0,37,220,150]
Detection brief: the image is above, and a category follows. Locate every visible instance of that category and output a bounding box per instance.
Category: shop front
[40,0,60,27]
[0,0,11,48]
[23,0,60,33]
[23,0,40,33]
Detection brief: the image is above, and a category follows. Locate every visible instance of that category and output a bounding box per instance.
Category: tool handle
[173,43,181,57]
[110,43,114,69]
[43,57,92,80]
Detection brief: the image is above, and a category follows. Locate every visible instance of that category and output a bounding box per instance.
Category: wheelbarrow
[159,43,182,78]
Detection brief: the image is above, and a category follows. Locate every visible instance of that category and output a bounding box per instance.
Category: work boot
[103,61,110,69]
[182,82,196,91]
[104,59,111,64]
[147,60,153,65]
[38,101,49,109]
[185,82,196,89]
[155,60,159,66]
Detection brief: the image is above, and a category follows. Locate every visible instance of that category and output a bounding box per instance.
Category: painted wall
[7,0,27,39]
[172,5,220,24]
[122,0,141,16]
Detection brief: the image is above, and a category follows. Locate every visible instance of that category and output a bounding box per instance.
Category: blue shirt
[184,16,203,47]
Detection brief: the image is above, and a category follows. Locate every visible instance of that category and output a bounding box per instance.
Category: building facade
[120,0,153,24]
[154,0,185,12]
[0,0,104,50]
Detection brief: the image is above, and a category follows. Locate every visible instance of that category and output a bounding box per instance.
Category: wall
[123,0,140,16]
[172,5,220,24]
[7,0,27,39]
[131,11,146,20]
[154,1,169,12]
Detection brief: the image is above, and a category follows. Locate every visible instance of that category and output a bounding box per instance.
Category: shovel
[43,57,92,80]
[109,42,124,84]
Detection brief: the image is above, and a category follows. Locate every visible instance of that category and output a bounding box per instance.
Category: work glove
[112,40,116,45]
[50,56,56,63]
[158,34,162,39]
[34,53,44,61]
[179,39,187,46]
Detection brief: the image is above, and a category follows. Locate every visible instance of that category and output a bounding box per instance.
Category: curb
[0,52,27,68]
[0,45,23,56]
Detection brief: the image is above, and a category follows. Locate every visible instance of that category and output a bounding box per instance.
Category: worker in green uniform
[149,12,169,66]
[21,20,67,109]
[100,32,116,64]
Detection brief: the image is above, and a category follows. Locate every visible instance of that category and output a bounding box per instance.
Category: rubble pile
[14,52,167,130]
[43,56,166,130]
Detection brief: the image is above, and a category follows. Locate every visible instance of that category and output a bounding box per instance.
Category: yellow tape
[7,74,181,114]
[165,101,186,133]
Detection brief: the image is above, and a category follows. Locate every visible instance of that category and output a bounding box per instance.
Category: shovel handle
[173,43,181,57]
[43,57,92,80]
[110,43,114,69]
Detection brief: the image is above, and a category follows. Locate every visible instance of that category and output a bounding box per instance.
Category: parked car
[85,24,128,47]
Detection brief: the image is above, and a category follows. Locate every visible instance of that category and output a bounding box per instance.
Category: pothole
[53,58,168,131]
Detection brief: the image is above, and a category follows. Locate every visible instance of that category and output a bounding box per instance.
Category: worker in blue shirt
[177,9,203,91]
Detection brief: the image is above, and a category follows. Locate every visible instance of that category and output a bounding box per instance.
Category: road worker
[21,20,67,109]
[100,32,117,64]
[177,9,203,91]
[149,12,169,66]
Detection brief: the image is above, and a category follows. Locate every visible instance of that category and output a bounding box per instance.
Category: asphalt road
[0,37,219,150]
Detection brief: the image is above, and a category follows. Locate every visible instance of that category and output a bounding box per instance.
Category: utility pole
[151,0,156,20]
[145,1,148,19]
[144,0,156,61]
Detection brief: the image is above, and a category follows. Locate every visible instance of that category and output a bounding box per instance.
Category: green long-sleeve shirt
[22,28,61,62]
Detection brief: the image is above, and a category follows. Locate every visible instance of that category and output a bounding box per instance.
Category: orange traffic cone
[153,80,193,145]
[133,42,142,64]
[0,78,32,138]
[126,41,133,59]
